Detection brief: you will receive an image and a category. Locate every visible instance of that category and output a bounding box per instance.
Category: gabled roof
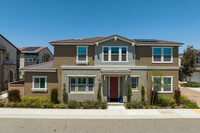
[0,34,19,50]
[49,34,184,46]
[19,47,47,54]
[20,61,56,72]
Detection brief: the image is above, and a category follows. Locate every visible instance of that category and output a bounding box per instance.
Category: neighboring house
[18,47,53,79]
[0,34,20,90]
[182,49,200,83]
[20,34,183,102]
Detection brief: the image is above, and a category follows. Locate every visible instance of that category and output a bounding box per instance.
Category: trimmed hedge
[51,88,58,104]
[181,82,200,87]
[8,90,21,102]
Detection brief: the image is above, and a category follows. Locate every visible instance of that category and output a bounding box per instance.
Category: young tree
[181,45,197,81]
[127,84,131,102]
[151,70,163,105]
[62,83,68,104]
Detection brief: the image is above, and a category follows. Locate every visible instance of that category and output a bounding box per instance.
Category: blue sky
[0,0,200,53]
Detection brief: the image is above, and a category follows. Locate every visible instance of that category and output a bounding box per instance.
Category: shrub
[175,89,181,106]
[126,103,132,109]
[8,90,21,102]
[4,102,18,108]
[68,100,79,109]
[141,85,145,102]
[157,97,177,107]
[0,102,4,107]
[180,95,198,109]
[132,101,144,109]
[97,86,101,102]
[41,102,54,108]
[51,88,58,104]
[181,82,200,87]
[21,96,51,108]
[54,103,66,109]
[127,84,131,102]
[62,83,68,104]
[100,101,107,109]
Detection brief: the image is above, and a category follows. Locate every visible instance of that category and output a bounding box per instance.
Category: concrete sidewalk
[0,108,200,119]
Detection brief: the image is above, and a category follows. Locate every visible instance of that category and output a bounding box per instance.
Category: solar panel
[22,47,40,51]
[135,39,158,42]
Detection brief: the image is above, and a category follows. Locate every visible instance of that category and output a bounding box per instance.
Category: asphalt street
[0,118,200,133]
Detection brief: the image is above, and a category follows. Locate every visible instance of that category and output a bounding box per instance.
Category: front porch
[101,68,131,103]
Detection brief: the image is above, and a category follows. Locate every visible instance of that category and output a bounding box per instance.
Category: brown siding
[146,70,179,101]
[24,72,60,101]
[135,46,179,66]
[53,45,94,68]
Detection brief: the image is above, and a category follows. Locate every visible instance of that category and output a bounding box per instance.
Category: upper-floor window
[6,52,10,61]
[25,55,38,62]
[102,46,128,62]
[76,46,88,64]
[152,47,172,63]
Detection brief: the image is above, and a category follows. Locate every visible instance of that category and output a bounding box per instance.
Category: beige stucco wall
[54,45,94,67]
[62,69,101,101]
[146,69,179,102]
[24,72,60,100]
[135,46,179,66]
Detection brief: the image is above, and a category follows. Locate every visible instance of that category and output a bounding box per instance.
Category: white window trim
[152,47,173,63]
[69,77,95,94]
[152,76,173,93]
[102,46,128,62]
[130,77,139,90]
[76,46,88,65]
[32,76,47,92]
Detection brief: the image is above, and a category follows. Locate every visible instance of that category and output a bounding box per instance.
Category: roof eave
[137,43,184,46]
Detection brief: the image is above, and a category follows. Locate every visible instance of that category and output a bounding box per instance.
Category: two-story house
[20,34,184,102]
[18,47,53,79]
[0,34,20,90]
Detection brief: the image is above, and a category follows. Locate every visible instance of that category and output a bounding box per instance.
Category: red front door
[110,77,118,100]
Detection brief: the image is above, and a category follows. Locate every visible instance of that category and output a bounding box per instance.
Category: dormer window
[102,46,128,62]
[76,46,88,64]
[152,47,173,63]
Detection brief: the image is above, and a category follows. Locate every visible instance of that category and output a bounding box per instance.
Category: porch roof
[101,68,131,74]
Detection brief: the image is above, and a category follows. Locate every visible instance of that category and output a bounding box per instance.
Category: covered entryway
[8,70,14,82]
[110,77,119,102]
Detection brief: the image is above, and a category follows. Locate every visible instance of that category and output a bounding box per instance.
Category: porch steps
[108,102,125,110]
[108,102,124,106]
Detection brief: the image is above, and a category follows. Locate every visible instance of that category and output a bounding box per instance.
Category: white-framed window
[152,47,173,63]
[152,76,173,93]
[102,46,128,62]
[32,76,47,92]
[131,77,138,89]
[69,77,94,93]
[76,46,88,64]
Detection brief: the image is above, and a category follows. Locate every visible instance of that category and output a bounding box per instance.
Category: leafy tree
[151,70,163,105]
[181,46,196,80]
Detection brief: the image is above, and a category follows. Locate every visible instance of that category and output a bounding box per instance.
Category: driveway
[180,86,200,106]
